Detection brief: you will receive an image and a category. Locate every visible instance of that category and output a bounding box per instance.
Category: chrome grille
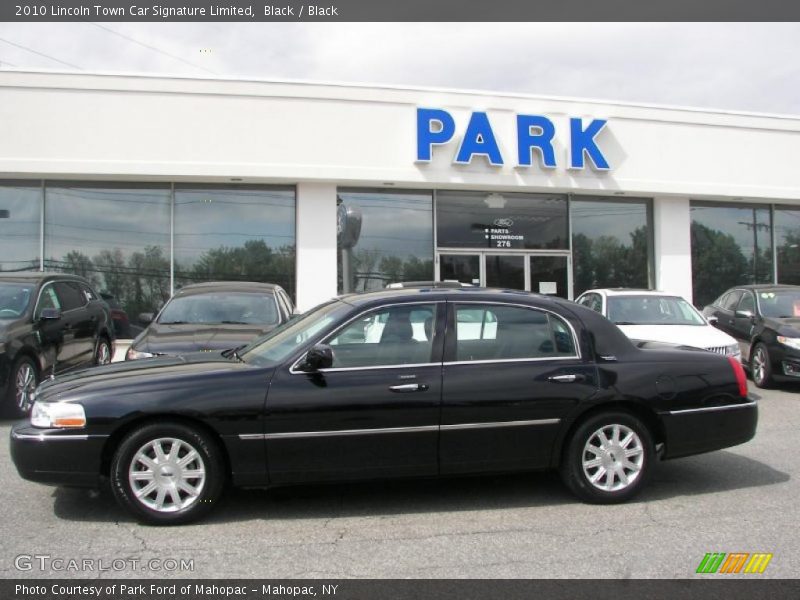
[705,346,727,355]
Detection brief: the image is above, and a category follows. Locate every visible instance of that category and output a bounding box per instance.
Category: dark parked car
[126,281,294,360]
[0,272,115,417]
[12,288,755,525]
[703,284,800,388]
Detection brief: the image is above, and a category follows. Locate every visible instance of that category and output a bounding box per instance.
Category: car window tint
[585,294,602,313]
[0,283,33,318]
[54,281,86,311]
[722,290,742,311]
[158,293,280,325]
[738,292,755,314]
[454,304,576,361]
[326,304,436,368]
[79,284,96,303]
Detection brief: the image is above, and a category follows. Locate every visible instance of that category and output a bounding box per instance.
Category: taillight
[727,356,748,397]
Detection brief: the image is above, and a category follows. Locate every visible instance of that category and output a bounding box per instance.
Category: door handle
[547,374,585,383]
[389,383,429,392]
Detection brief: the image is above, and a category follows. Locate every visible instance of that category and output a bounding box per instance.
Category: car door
[52,281,95,369]
[263,302,444,483]
[439,302,598,474]
[33,283,69,373]
[707,290,742,339]
[732,290,758,361]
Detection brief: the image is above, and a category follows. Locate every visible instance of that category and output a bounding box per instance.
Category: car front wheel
[750,343,773,389]
[110,422,225,525]
[4,356,39,418]
[560,411,654,504]
[95,338,112,366]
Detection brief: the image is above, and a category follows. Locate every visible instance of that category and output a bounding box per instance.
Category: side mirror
[707,315,719,325]
[300,344,334,372]
[39,308,61,321]
[138,312,154,325]
[735,310,754,319]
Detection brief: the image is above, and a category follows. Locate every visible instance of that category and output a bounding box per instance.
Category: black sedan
[11,288,756,525]
[703,284,800,388]
[126,281,295,360]
[0,272,115,417]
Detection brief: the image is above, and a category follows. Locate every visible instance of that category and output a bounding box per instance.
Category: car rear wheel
[110,422,225,525]
[4,356,39,418]
[750,343,773,389]
[95,338,112,366]
[560,411,654,504]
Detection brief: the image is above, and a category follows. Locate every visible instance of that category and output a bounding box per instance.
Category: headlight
[126,347,154,360]
[725,344,741,357]
[777,336,800,351]
[31,402,86,429]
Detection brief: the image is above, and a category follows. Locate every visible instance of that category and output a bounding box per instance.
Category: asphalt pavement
[1,381,798,579]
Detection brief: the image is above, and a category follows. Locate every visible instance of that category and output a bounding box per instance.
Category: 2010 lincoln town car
[11,288,757,525]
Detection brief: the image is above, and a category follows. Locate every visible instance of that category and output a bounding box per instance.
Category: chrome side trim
[265,425,440,440]
[11,432,104,441]
[440,418,561,431]
[444,357,577,366]
[667,400,757,416]
[300,362,440,374]
[238,418,562,441]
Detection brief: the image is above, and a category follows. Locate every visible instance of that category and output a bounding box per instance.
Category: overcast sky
[0,22,798,114]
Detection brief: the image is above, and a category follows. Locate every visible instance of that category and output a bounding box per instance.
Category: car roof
[726,284,800,292]
[174,281,281,296]
[337,286,568,308]
[0,271,90,285]
[582,288,684,298]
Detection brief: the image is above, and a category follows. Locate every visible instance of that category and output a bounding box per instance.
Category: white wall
[653,196,694,302]
[1,71,800,203]
[295,182,337,311]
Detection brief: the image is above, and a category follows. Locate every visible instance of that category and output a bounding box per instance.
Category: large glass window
[337,188,433,293]
[174,185,296,298]
[775,206,800,285]
[43,183,171,320]
[690,202,773,308]
[571,197,652,297]
[437,191,568,250]
[0,182,41,272]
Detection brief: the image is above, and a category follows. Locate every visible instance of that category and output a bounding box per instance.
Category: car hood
[763,316,800,336]
[617,324,737,350]
[34,353,256,402]
[133,322,278,355]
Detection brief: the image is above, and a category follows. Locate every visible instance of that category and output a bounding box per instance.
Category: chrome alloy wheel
[15,362,37,412]
[96,341,111,365]
[128,438,206,513]
[582,424,644,492]
[752,347,767,386]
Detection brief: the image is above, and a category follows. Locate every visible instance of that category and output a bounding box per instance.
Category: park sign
[416,107,610,171]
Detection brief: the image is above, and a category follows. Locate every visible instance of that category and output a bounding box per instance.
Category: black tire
[3,356,39,418]
[94,336,112,366]
[560,411,654,504]
[750,343,773,389]
[110,422,226,525]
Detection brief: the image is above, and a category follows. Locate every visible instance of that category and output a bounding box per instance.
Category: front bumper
[10,425,107,487]
[660,400,758,460]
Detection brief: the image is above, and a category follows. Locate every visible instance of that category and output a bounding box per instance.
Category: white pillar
[653,196,694,303]
[295,182,338,311]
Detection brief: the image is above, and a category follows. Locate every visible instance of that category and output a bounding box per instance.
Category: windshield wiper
[223,344,247,362]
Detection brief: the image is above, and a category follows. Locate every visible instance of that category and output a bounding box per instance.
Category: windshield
[240,300,351,367]
[757,289,800,318]
[158,292,280,325]
[607,295,706,326]
[0,283,34,319]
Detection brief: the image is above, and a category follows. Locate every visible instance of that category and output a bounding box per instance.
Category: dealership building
[1,70,799,322]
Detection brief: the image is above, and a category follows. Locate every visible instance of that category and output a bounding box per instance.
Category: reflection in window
[437,191,567,250]
[0,182,41,272]
[690,203,772,307]
[775,206,800,285]
[174,186,296,298]
[337,189,433,293]
[43,184,171,320]
[571,197,652,297]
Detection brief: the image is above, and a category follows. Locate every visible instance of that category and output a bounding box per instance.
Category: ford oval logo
[493,218,514,227]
